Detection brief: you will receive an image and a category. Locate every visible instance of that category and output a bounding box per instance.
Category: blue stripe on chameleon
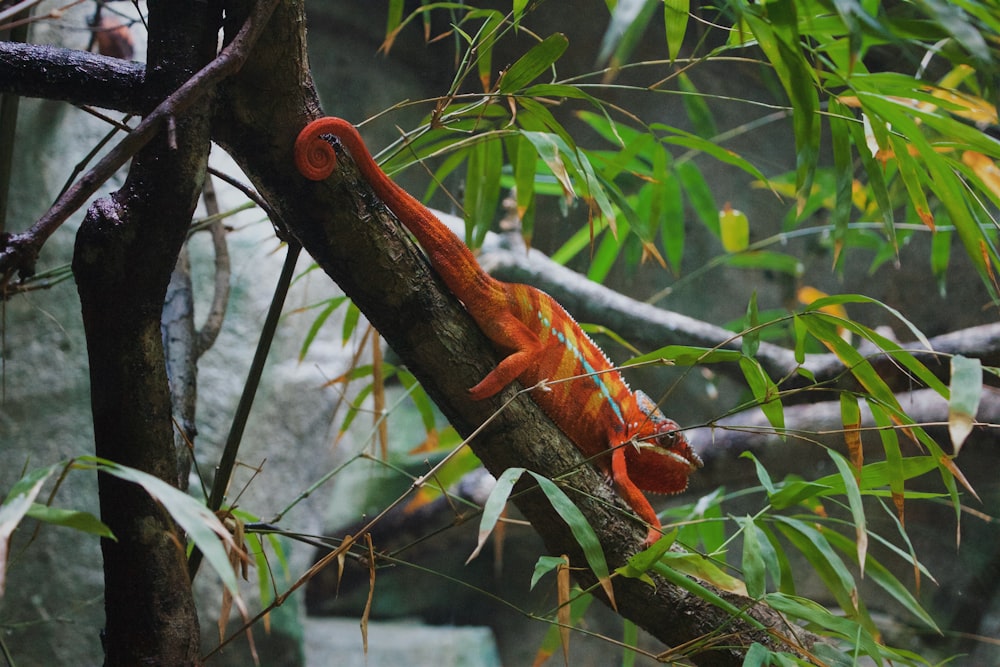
[538,312,625,426]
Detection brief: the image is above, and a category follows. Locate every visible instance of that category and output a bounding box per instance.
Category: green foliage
[1,458,241,598]
[260,1,1000,662]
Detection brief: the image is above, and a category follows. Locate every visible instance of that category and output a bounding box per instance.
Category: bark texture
[71,1,221,664]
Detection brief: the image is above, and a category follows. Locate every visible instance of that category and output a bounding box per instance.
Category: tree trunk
[71,1,220,664]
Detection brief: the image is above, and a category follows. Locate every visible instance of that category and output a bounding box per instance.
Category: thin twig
[0,0,282,286]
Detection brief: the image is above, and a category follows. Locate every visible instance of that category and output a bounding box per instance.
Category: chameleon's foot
[642,527,662,548]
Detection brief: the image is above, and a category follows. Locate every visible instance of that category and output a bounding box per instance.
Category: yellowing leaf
[798,286,850,342]
[962,151,1000,200]
[557,555,570,665]
[719,202,749,252]
[840,393,863,477]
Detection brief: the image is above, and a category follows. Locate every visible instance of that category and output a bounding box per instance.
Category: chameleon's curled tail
[294,117,508,321]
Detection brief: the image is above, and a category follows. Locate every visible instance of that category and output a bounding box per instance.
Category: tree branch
[480,231,1000,397]
[0,0,281,286]
[202,2,817,663]
[0,40,146,113]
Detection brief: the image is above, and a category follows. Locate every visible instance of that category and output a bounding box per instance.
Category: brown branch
[480,231,1000,397]
[203,3,817,663]
[0,41,146,113]
[0,0,282,286]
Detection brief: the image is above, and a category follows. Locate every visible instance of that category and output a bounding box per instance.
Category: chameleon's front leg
[611,443,663,546]
[467,312,545,400]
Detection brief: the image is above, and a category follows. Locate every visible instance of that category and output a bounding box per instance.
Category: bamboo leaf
[720,204,750,253]
[664,0,690,62]
[723,251,804,276]
[677,72,715,139]
[468,467,523,563]
[739,516,767,598]
[949,354,982,454]
[628,345,742,366]
[657,125,770,183]
[1,464,60,596]
[298,296,348,361]
[75,457,239,593]
[765,593,879,654]
[739,356,785,434]
[25,504,113,539]
[464,137,503,247]
[677,161,718,235]
[823,529,940,632]
[867,401,906,523]
[741,0,819,197]
[828,450,869,578]
[527,471,616,609]
[773,516,859,616]
[828,97,854,269]
[840,392,864,473]
[498,33,568,93]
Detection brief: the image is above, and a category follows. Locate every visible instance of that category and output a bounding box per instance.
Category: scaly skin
[295,117,702,545]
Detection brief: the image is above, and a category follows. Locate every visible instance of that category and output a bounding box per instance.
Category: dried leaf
[557,555,570,666]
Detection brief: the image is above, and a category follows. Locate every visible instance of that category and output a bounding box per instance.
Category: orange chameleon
[295,117,702,545]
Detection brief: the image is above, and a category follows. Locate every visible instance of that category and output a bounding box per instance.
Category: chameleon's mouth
[637,441,703,470]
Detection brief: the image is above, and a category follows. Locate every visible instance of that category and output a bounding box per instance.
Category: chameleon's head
[627,391,702,495]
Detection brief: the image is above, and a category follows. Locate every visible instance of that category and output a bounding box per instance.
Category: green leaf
[473,11,505,91]
[397,369,438,434]
[678,72,716,139]
[800,314,902,412]
[822,529,940,632]
[930,227,952,295]
[949,354,982,454]
[739,516,767,598]
[596,0,660,68]
[723,251,804,276]
[772,516,858,617]
[845,104,894,239]
[386,0,405,39]
[512,134,538,232]
[742,291,760,358]
[1,463,60,595]
[739,356,784,434]
[298,296,348,361]
[25,504,113,539]
[741,451,777,496]
[888,133,934,230]
[657,549,748,594]
[498,33,569,94]
[741,0,819,197]
[468,467,523,564]
[470,468,613,607]
[512,0,529,27]
[676,161,718,236]
[526,471,616,607]
[74,457,239,593]
[827,97,854,267]
[342,301,361,344]
[628,345,742,366]
[792,314,807,364]
[768,479,834,510]
[464,137,503,248]
[656,125,770,183]
[828,450,869,578]
[663,0,690,62]
[530,555,568,589]
[519,130,575,200]
[765,593,879,655]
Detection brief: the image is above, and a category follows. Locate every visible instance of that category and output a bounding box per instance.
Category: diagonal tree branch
[0,0,282,286]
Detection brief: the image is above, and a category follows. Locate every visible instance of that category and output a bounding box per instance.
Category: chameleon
[294,117,702,546]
